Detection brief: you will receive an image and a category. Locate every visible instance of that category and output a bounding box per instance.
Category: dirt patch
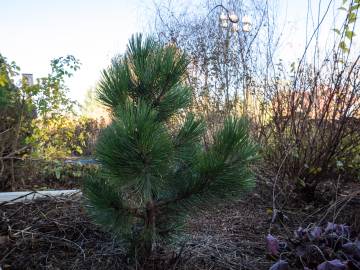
[0,183,359,269]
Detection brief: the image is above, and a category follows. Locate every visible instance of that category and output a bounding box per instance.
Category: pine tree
[83,34,258,258]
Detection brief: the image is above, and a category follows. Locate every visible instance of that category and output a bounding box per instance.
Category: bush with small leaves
[267,222,360,270]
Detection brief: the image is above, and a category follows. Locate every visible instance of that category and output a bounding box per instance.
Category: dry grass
[0,181,359,270]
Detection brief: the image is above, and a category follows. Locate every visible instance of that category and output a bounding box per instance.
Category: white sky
[1,0,358,104]
[1,0,153,103]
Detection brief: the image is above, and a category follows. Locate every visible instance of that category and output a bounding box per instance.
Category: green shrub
[0,54,34,190]
[14,159,99,190]
[27,116,103,160]
[0,53,81,191]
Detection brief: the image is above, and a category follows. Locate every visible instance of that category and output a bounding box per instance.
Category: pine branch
[83,174,143,235]
[158,117,258,209]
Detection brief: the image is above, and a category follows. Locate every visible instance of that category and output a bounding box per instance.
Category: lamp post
[215,5,252,33]
[213,5,252,115]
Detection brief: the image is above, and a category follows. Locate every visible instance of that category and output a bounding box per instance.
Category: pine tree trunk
[143,199,156,258]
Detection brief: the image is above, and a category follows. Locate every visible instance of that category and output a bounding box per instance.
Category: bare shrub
[153,0,360,201]
[262,1,360,199]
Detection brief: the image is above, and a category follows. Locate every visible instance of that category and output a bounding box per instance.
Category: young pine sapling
[83,34,258,258]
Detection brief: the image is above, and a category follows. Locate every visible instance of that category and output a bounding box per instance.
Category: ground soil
[0,181,359,270]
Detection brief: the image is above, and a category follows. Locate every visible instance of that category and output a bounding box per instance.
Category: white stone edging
[0,189,82,204]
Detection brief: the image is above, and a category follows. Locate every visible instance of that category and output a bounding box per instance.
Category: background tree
[25,55,82,160]
[153,0,278,131]
[0,54,34,190]
[83,34,258,259]
[0,54,81,190]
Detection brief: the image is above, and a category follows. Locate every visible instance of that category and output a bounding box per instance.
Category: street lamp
[241,15,252,32]
[204,5,253,114]
[217,6,251,33]
[215,6,253,115]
